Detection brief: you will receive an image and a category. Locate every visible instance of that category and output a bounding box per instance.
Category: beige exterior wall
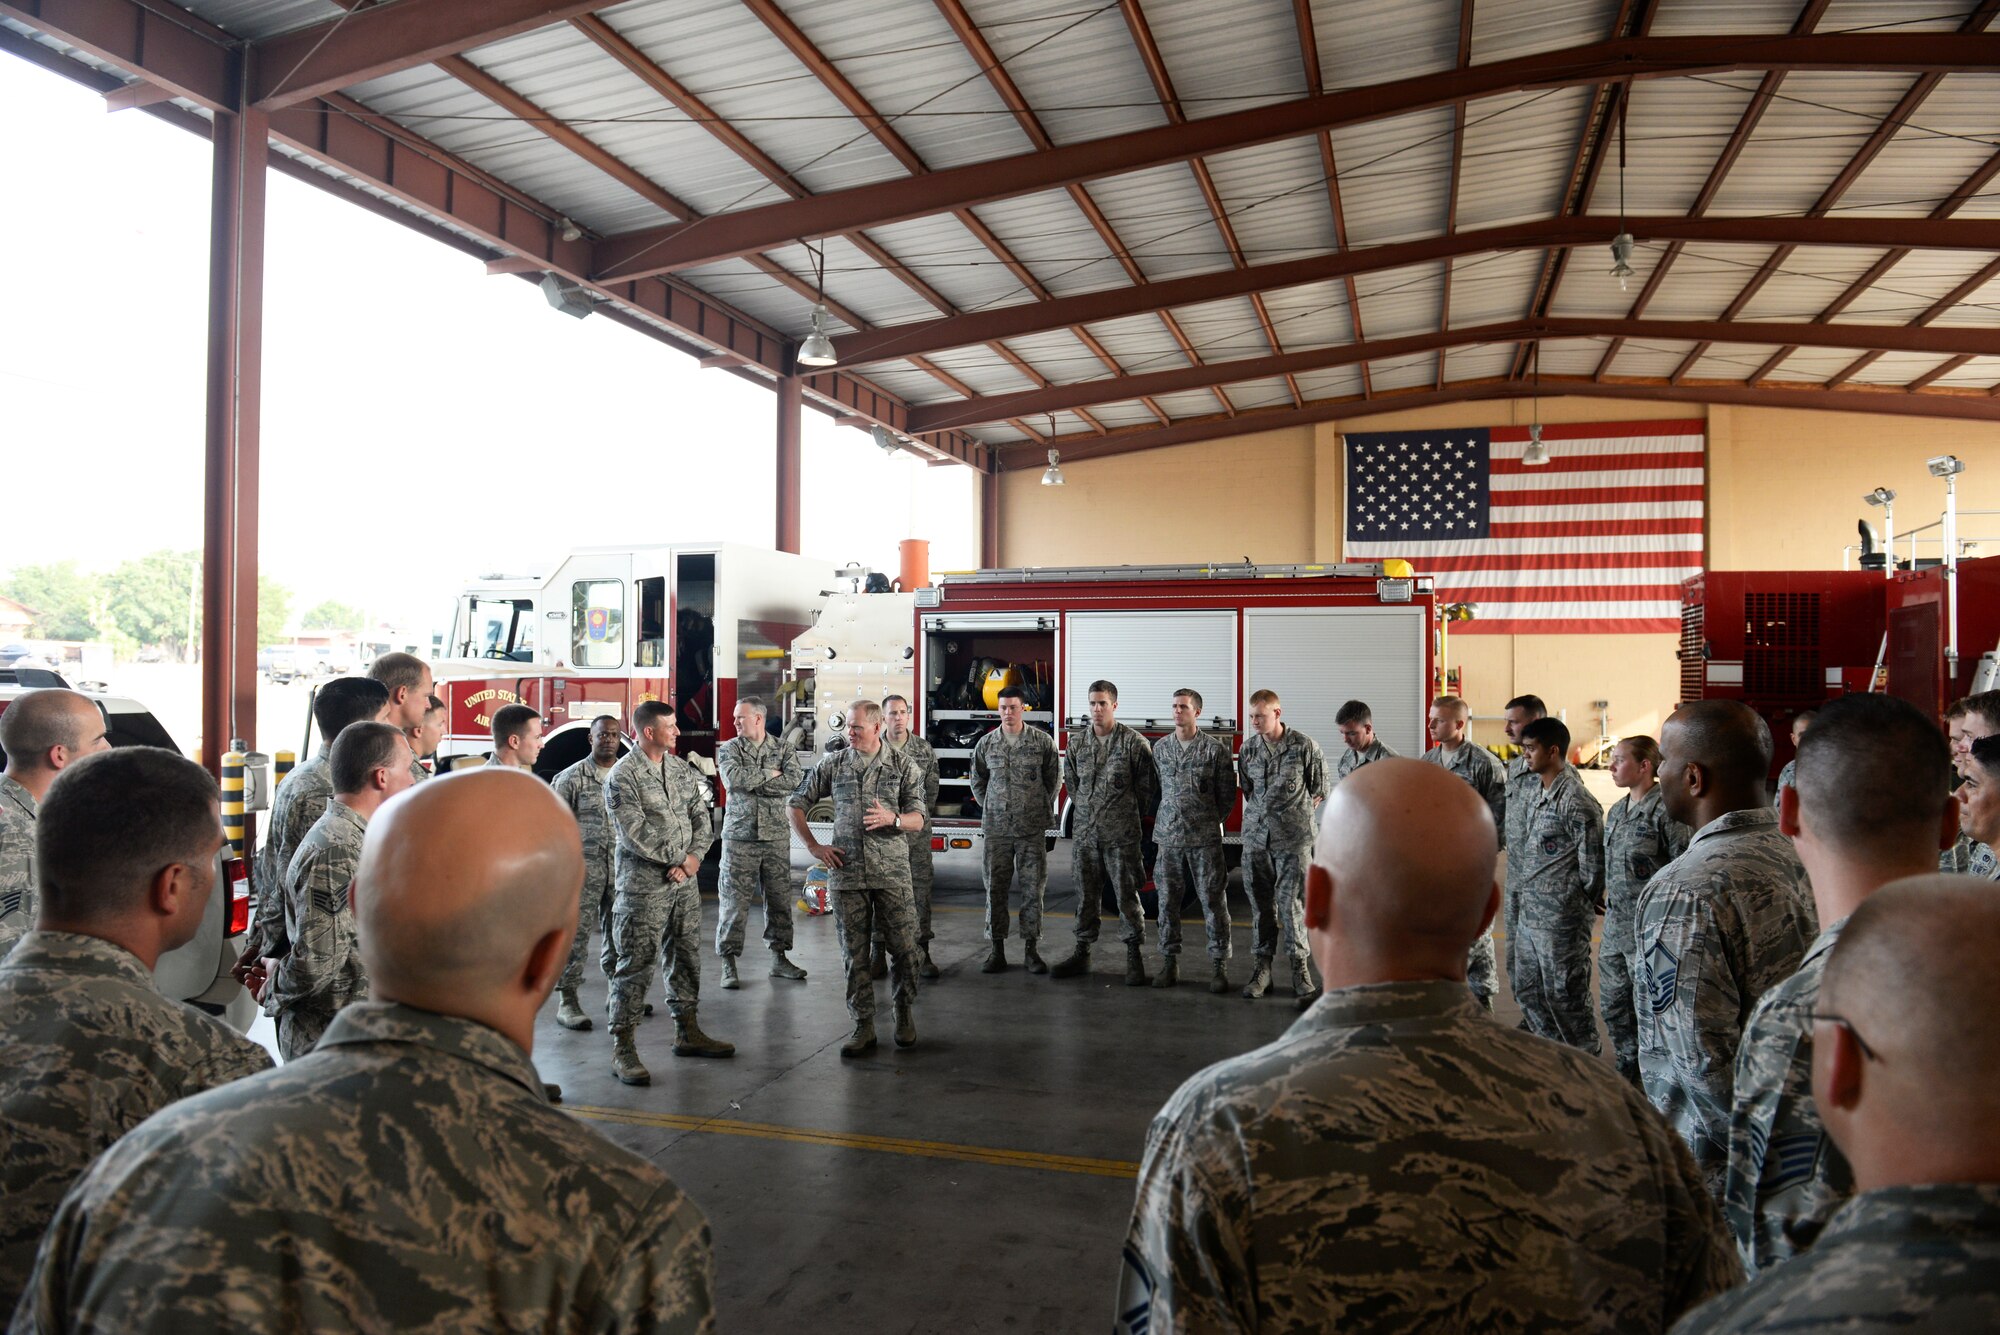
[998,397,2000,748]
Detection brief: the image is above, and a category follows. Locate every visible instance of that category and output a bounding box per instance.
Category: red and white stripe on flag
[1348,419,1704,634]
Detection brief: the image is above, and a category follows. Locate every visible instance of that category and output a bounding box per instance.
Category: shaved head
[1308,759,1499,982]
[0,688,108,776]
[1793,694,1951,859]
[1816,874,2000,1188]
[354,768,582,1046]
[1658,699,1773,827]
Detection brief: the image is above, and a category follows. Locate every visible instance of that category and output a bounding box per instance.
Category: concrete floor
[525,847,1601,1332]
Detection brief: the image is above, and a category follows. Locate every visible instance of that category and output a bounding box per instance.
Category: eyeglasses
[1811,1010,1880,1063]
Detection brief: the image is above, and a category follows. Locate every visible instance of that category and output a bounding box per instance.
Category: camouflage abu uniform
[970,724,1061,946]
[882,732,940,945]
[789,744,925,1023]
[1672,1184,2000,1334]
[1604,786,1693,1085]
[1503,755,1575,1002]
[1421,741,1508,1007]
[246,753,333,963]
[0,776,38,957]
[1117,980,1740,1334]
[605,748,713,1031]
[714,733,804,960]
[1509,768,1606,1055]
[1769,759,1795,811]
[0,930,271,1310]
[1635,807,1817,1197]
[12,1002,716,1334]
[552,757,618,993]
[1151,731,1238,961]
[1063,723,1160,948]
[266,801,370,1061]
[1721,917,1853,1275]
[1238,727,1326,967]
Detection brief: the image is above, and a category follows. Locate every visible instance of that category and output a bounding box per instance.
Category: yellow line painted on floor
[568,1105,1139,1179]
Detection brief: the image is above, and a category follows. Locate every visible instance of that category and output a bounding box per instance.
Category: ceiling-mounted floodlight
[870,424,900,455]
[1609,232,1637,292]
[1040,449,1065,487]
[1928,455,1966,478]
[1522,422,1550,467]
[539,272,594,319]
[797,304,836,367]
[559,216,583,242]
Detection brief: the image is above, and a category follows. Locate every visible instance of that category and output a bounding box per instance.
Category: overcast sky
[0,55,977,636]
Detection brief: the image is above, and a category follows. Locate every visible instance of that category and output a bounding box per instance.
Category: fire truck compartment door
[1063,611,1236,731]
[922,615,1054,633]
[1243,606,1427,759]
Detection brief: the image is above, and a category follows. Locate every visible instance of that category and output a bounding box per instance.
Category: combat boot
[841,1020,878,1057]
[611,1029,650,1086]
[719,956,741,990]
[1208,962,1231,995]
[1023,941,1047,975]
[770,951,808,981]
[1151,955,1179,989]
[1241,959,1272,999]
[543,1082,563,1104]
[672,1012,735,1058]
[1124,944,1149,986]
[893,1000,917,1048]
[869,940,888,979]
[917,944,941,979]
[1291,957,1320,1010]
[556,988,592,1030]
[981,942,1008,973]
[1049,943,1091,978]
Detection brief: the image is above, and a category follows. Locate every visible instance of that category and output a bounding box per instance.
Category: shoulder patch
[312,882,346,917]
[1645,938,1681,1014]
[1764,1132,1824,1193]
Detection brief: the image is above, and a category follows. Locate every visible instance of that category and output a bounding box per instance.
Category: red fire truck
[431,542,832,779]
[1885,554,2000,719]
[905,562,1437,860]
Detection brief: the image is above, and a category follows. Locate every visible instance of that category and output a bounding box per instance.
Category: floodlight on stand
[1863,487,1896,579]
[797,304,836,367]
[1928,455,1965,478]
[1609,232,1636,292]
[1040,449,1065,487]
[539,272,594,319]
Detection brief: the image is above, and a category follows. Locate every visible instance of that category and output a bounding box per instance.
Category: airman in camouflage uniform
[0,776,36,957]
[550,716,623,1030]
[1055,681,1160,984]
[878,695,941,978]
[1509,717,1606,1054]
[1604,740,1693,1086]
[1422,696,1508,1008]
[789,701,927,1055]
[605,702,728,1080]
[266,800,371,1061]
[970,687,1061,973]
[0,689,110,956]
[15,999,717,1333]
[715,698,806,989]
[1636,807,1816,1196]
[0,931,272,1309]
[1238,691,1326,1001]
[1151,689,1238,992]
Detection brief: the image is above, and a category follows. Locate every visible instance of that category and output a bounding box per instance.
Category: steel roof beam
[990,373,2000,468]
[1292,0,1374,398]
[250,0,609,109]
[590,32,2000,283]
[0,0,234,111]
[912,316,2000,432]
[826,215,2000,366]
[1436,0,1477,390]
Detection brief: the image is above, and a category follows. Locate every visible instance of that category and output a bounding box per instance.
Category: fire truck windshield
[455,596,535,661]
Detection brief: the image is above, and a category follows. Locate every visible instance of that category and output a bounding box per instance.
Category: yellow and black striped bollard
[221,747,246,859]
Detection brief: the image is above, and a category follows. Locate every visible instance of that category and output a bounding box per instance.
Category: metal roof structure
[6,0,2000,476]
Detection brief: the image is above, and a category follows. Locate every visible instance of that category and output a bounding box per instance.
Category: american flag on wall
[1343,419,1705,634]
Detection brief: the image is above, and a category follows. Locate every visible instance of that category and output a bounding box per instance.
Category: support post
[200,67,266,777]
[775,374,802,553]
[980,467,1002,569]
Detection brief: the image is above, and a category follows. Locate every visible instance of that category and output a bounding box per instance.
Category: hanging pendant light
[1523,342,1550,467]
[1041,449,1065,486]
[797,243,837,367]
[1608,98,1638,294]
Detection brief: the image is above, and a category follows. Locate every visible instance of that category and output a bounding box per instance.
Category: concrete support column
[775,374,802,553]
[200,73,266,776]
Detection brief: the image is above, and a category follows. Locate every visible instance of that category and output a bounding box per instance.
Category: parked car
[0,667,256,1032]
[264,646,310,684]
[136,646,166,664]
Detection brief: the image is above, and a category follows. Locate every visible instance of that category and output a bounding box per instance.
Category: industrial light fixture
[797,243,837,367]
[1040,449,1065,487]
[1930,456,1968,671]
[1928,454,1965,478]
[1522,341,1550,466]
[539,272,594,319]
[559,216,583,242]
[1863,486,1896,579]
[870,424,900,455]
[1608,97,1637,293]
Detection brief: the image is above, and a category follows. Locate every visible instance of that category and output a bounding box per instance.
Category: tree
[259,577,292,647]
[300,599,364,631]
[104,550,199,659]
[1,562,101,641]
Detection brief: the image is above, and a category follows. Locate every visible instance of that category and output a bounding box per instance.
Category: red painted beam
[913,316,2000,432]
[775,375,802,554]
[591,33,2000,282]
[0,0,234,110]
[250,0,607,108]
[1293,0,1374,398]
[831,215,2000,366]
[990,375,2000,468]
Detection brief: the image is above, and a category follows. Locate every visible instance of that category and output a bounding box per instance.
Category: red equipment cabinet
[1885,555,2000,719]
[1679,572,1889,780]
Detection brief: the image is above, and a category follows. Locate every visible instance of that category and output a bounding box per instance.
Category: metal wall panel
[1308,0,1459,91]
[1707,73,1929,218]
[1243,607,1429,759]
[1613,75,1763,217]
[1457,86,1594,231]
[1200,137,1342,266]
[1446,249,1545,327]
[1470,0,1622,63]
[1328,108,1455,246]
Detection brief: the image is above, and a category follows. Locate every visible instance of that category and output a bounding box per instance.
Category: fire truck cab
[433,542,831,780]
[905,563,1436,861]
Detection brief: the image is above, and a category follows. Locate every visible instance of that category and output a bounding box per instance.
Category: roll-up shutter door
[1064,611,1237,729]
[1242,607,1427,758]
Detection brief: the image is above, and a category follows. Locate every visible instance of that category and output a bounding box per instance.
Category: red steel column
[980,466,1001,569]
[200,66,266,776]
[775,374,802,553]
